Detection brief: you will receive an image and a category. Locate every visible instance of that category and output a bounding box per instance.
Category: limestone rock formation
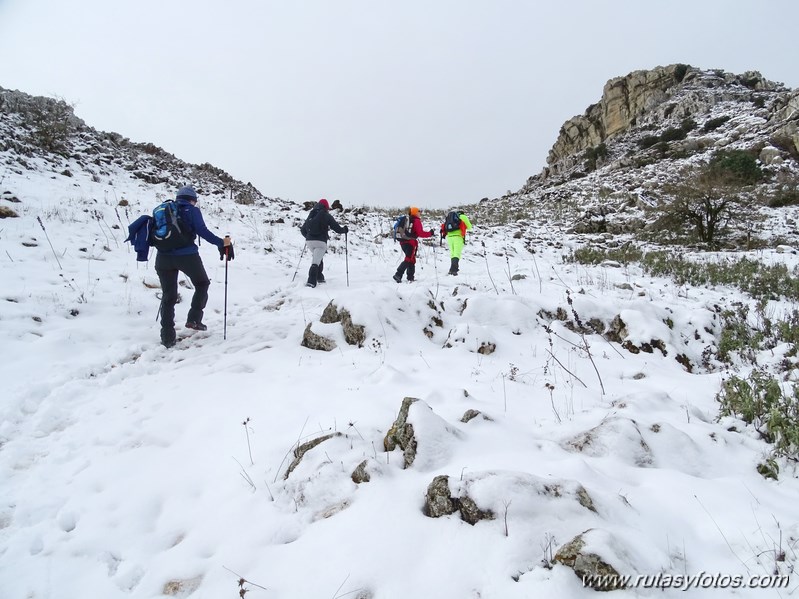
[553,529,626,591]
[320,301,366,347]
[383,397,462,470]
[301,322,337,351]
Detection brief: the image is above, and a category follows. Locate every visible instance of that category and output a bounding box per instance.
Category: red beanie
[319,199,329,210]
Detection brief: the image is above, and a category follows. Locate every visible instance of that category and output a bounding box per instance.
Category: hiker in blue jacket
[155,185,234,347]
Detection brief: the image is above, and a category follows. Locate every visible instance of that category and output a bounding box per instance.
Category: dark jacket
[125,215,153,262]
[301,203,346,242]
[158,199,225,256]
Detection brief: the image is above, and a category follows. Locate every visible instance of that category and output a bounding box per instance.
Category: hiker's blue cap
[176,186,198,201]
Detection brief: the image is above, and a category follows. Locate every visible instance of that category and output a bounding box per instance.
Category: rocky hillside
[477,65,799,246]
[3,67,799,248]
[0,86,270,205]
[2,74,799,599]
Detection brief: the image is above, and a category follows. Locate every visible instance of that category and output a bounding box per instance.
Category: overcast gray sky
[1,1,797,208]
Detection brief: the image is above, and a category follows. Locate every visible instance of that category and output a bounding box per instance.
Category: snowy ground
[1,162,798,598]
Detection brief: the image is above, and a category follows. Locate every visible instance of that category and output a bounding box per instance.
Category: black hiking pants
[155,252,211,334]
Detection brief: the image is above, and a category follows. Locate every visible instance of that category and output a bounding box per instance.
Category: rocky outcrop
[423,475,495,524]
[383,397,420,468]
[351,460,371,484]
[553,529,626,591]
[0,205,19,218]
[320,301,366,347]
[423,475,459,518]
[383,397,462,470]
[541,66,791,180]
[424,471,597,530]
[460,409,492,423]
[771,90,799,156]
[547,65,689,168]
[284,432,342,479]
[300,322,337,351]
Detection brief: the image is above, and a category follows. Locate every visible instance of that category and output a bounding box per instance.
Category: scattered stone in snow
[460,409,493,423]
[320,301,366,346]
[351,460,371,484]
[301,322,337,351]
[284,432,342,479]
[383,397,419,468]
[600,260,622,268]
[553,529,626,591]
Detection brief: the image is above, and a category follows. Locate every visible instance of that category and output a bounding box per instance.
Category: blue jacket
[158,199,225,256]
[125,215,153,262]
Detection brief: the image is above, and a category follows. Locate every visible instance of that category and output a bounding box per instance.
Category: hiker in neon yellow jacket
[440,210,472,276]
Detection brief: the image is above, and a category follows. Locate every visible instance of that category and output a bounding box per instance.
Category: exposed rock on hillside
[477,65,799,246]
[0,86,271,204]
[543,65,794,181]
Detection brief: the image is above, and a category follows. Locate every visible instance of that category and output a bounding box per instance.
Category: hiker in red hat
[300,199,348,287]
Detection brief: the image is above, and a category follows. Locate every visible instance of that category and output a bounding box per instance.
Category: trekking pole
[291,244,307,282]
[345,231,349,287]
[223,236,230,340]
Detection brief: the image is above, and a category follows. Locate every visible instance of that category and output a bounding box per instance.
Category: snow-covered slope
[1,161,798,599]
[1,81,798,599]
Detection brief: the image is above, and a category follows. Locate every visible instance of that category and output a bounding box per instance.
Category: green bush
[717,371,799,462]
[660,127,688,142]
[583,143,608,172]
[709,149,763,184]
[638,135,659,149]
[777,310,799,356]
[702,116,730,133]
[569,247,799,302]
[565,245,643,266]
[767,189,799,207]
[717,305,761,363]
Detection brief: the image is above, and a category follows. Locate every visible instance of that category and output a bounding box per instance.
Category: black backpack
[149,200,195,250]
[444,211,462,233]
[301,207,326,238]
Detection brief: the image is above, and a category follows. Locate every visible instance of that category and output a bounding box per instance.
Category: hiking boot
[392,273,402,283]
[448,257,459,275]
[185,321,208,331]
[317,261,326,283]
[306,264,318,288]
[161,328,176,348]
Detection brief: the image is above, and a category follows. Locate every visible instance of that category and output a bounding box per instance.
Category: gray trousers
[306,240,327,265]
